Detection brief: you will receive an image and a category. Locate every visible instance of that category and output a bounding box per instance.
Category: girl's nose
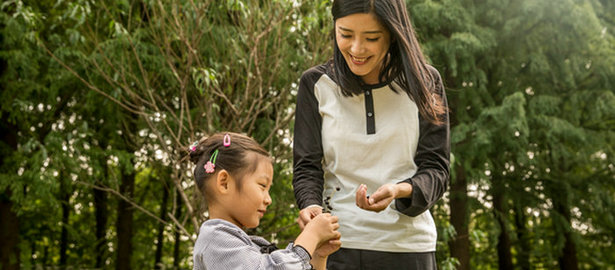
[264,192,272,206]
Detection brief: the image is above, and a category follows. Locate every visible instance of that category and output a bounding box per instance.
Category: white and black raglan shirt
[293,62,450,253]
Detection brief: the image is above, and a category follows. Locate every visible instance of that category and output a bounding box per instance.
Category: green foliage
[1,0,614,269]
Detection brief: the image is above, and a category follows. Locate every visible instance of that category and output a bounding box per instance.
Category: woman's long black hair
[331,0,446,125]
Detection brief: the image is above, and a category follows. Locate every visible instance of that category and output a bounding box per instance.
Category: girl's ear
[215,170,232,194]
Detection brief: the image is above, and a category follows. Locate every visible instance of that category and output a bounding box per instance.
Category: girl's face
[226,155,273,229]
[335,12,391,85]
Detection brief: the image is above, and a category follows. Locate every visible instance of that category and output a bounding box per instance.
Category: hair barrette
[223,133,231,147]
[189,141,198,152]
[204,149,219,173]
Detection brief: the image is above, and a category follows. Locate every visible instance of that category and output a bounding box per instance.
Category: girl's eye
[340,34,351,39]
[367,38,380,42]
[259,184,267,188]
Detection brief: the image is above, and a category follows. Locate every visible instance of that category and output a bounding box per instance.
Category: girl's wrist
[314,252,327,259]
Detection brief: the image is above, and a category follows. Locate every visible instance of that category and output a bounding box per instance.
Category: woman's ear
[215,170,232,194]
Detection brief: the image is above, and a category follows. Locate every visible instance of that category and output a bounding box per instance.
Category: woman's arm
[395,66,451,217]
[293,67,327,211]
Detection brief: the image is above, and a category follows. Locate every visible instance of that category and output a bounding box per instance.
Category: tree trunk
[115,171,136,270]
[59,176,71,267]
[0,118,20,270]
[173,189,183,269]
[30,240,36,267]
[493,181,513,270]
[514,203,531,270]
[449,164,470,270]
[0,189,20,270]
[154,178,169,269]
[554,198,579,270]
[94,175,108,268]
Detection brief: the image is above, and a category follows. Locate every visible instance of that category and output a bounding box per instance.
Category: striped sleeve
[194,221,312,269]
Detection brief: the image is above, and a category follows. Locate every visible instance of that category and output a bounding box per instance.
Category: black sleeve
[292,67,326,209]
[395,66,451,217]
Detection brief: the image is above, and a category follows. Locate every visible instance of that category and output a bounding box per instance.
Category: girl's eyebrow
[338,26,383,34]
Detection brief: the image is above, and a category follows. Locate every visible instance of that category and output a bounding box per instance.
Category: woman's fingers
[357,184,396,212]
[297,206,322,229]
[355,184,369,209]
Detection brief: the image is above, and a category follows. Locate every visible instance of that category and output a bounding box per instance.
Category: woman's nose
[350,39,365,54]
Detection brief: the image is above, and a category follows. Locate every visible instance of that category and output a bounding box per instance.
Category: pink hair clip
[223,133,231,147]
[189,141,198,152]
[205,149,219,173]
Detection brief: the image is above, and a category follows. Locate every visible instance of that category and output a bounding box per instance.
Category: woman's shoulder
[424,64,445,94]
[425,64,441,80]
[300,61,333,82]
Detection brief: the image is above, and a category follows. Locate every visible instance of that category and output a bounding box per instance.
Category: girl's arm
[294,213,341,269]
[310,238,342,270]
[195,221,312,270]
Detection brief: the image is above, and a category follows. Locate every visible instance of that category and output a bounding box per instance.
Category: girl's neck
[208,205,244,229]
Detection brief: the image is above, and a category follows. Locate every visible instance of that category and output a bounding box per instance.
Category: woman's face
[335,12,391,85]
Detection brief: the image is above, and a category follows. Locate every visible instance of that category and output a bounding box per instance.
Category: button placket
[364,89,376,134]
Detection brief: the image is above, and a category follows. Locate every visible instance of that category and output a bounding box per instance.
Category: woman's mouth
[350,54,369,65]
[257,210,266,217]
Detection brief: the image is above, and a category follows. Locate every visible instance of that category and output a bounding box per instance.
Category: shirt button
[367,112,373,117]
[365,91,371,96]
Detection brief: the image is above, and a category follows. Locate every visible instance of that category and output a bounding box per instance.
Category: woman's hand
[297,205,323,229]
[355,183,413,212]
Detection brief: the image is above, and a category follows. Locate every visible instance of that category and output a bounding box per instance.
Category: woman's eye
[367,38,380,42]
[340,34,351,39]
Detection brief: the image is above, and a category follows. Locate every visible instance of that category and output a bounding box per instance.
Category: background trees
[1,0,613,269]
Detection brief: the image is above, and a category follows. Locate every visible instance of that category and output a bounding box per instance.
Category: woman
[292,0,450,269]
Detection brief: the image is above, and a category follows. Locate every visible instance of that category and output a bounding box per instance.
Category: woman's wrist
[394,182,413,199]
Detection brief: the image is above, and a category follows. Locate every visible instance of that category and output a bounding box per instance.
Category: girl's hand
[355,183,413,212]
[314,237,342,258]
[311,236,342,270]
[297,206,323,229]
[295,213,340,257]
[305,213,340,241]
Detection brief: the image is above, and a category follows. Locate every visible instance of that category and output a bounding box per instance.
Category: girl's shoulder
[197,219,252,246]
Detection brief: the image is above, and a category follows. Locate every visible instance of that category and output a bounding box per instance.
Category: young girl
[293,0,450,269]
[190,132,341,270]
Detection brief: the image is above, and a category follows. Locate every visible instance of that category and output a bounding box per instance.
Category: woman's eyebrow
[338,26,383,34]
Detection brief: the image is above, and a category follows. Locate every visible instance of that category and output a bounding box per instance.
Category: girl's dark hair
[189,132,270,201]
[331,0,446,125]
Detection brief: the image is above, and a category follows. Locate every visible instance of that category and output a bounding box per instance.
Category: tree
[413,0,615,268]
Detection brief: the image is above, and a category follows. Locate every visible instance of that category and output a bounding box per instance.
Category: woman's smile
[349,54,370,65]
[335,12,391,84]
